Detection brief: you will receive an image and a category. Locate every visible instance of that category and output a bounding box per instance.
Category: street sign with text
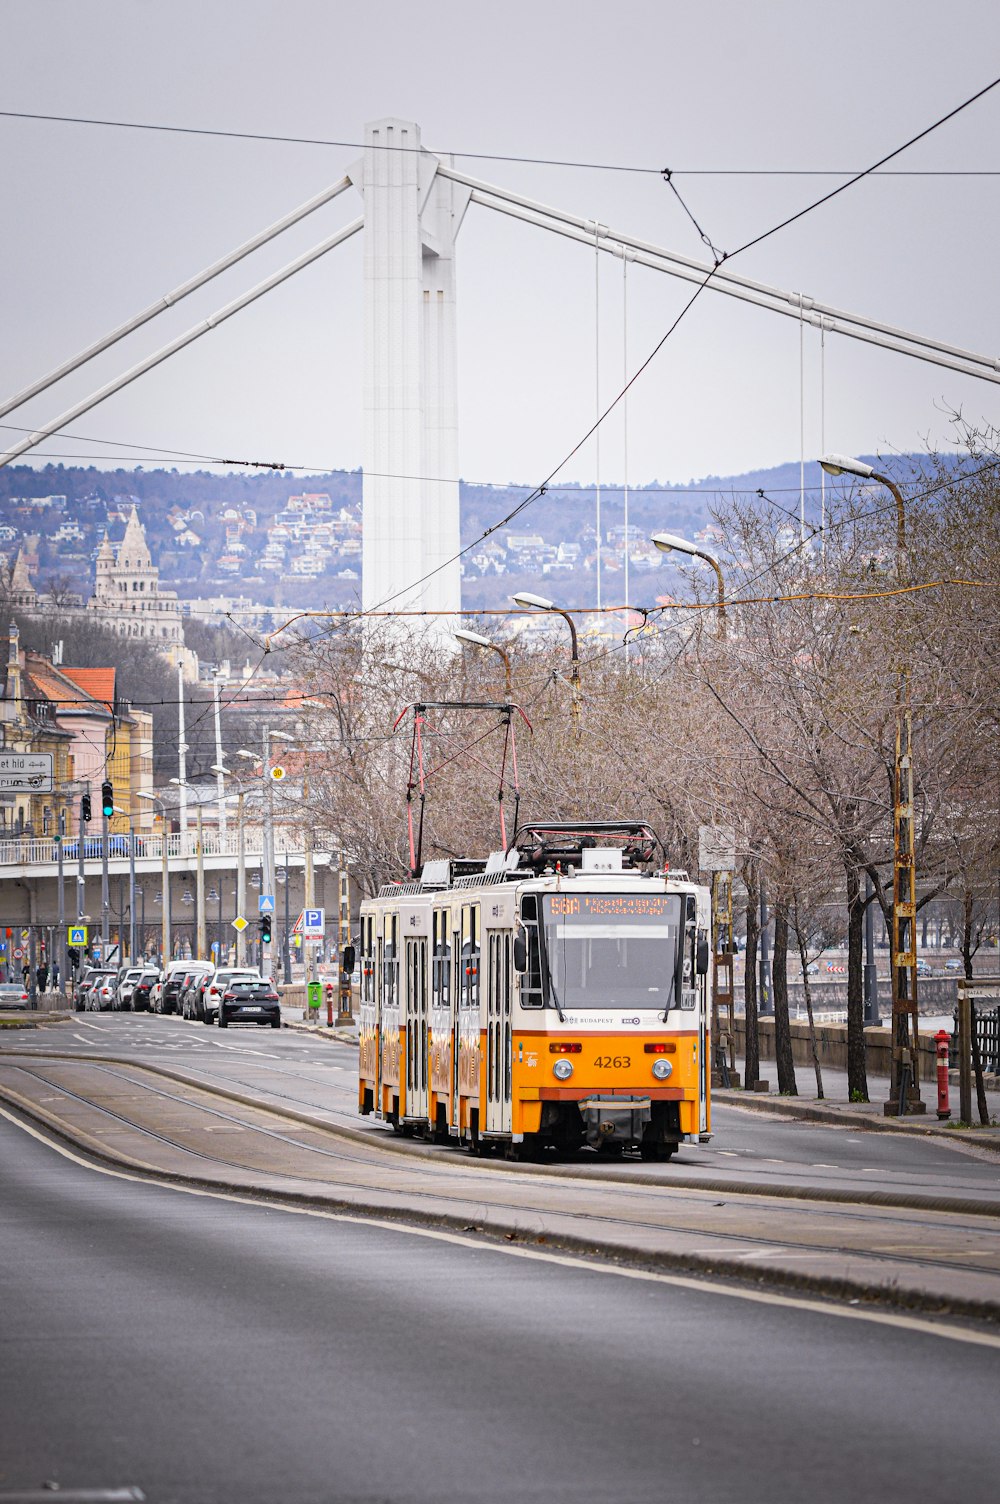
[0,752,53,792]
[303,908,325,938]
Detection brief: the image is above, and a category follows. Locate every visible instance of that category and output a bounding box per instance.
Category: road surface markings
[3,1102,999,1354]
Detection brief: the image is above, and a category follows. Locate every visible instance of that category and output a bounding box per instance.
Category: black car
[131,969,161,1013]
[218,978,281,1028]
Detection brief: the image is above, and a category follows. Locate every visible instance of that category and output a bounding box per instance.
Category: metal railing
[0,829,272,867]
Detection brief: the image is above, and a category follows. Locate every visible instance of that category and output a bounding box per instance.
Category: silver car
[0,982,30,1011]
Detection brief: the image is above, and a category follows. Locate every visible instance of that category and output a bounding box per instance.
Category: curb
[1,1083,998,1332]
[714,1088,1000,1152]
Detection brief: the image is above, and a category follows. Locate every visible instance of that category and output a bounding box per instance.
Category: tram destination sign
[0,752,53,792]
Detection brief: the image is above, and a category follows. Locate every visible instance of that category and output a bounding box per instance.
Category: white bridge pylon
[3,116,998,624]
[350,119,470,626]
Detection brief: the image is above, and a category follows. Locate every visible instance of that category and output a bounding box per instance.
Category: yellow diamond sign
[231,915,249,932]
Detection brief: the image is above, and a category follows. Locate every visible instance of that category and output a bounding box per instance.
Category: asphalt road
[13,1013,1000,1205]
[2,1108,999,1504]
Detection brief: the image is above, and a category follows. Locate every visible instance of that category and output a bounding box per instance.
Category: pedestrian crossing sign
[68,925,88,946]
[258,894,276,913]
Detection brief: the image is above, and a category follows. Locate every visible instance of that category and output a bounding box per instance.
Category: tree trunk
[742,858,760,1091]
[793,900,824,1099]
[772,900,796,1094]
[845,860,869,1102]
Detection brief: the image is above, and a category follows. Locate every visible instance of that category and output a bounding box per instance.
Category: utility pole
[338,844,353,1024]
[100,809,110,959]
[56,805,67,1002]
[195,802,206,961]
[262,725,276,979]
[236,789,246,968]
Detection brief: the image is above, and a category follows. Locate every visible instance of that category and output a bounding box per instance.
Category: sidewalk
[719,1055,1000,1147]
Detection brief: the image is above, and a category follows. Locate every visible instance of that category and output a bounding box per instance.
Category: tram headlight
[651,1058,673,1081]
[552,1058,574,1081]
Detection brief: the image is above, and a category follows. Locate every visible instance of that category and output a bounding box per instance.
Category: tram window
[433,940,450,1006]
[519,896,543,1008]
[461,939,481,1008]
[383,940,397,1007]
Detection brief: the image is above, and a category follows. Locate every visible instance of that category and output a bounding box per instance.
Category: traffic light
[81,793,92,823]
[260,914,272,944]
[101,780,114,819]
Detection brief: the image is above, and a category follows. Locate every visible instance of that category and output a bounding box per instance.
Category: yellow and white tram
[358,822,712,1160]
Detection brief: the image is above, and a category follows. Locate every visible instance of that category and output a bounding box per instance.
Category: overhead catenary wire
[4,107,1000,177]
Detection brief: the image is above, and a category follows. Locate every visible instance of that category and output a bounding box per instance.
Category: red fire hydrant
[325,982,335,1027]
[934,1030,951,1120]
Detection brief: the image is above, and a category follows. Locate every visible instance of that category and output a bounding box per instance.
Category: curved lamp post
[511,591,581,728]
[454,627,513,698]
[819,453,906,555]
[651,531,727,638]
[820,453,921,1114]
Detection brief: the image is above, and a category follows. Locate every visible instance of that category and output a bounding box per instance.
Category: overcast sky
[3,0,999,491]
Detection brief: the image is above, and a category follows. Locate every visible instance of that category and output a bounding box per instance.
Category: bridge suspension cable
[0,216,363,470]
[439,165,1000,386]
[0,176,353,424]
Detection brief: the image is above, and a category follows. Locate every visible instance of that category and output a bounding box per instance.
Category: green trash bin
[307,980,322,1012]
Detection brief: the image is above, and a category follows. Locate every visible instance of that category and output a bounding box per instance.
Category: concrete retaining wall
[733,1016,939,1077]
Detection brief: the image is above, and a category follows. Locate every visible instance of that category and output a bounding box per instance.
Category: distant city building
[86,506,198,680]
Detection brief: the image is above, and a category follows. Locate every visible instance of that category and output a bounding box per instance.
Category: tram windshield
[540,892,682,1009]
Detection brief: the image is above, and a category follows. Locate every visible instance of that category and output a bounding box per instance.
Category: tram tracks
[2,1051,1000,1321]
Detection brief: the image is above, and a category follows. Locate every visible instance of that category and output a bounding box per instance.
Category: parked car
[203,969,263,1025]
[86,971,118,1010]
[218,976,281,1029]
[61,836,131,860]
[915,958,936,976]
[113,967,145,1011]
[0,982,30,1010]
[159,960,212,1015]
[181,971,214,1022]
[944,959,964,972]
[74,967,113,1011]
[130,968,161,1012]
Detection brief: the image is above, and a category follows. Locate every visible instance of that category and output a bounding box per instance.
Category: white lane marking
[812,1164,839,1169]
[2,1104,998,1354]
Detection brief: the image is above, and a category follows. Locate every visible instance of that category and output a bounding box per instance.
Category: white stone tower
[349,119,470,628]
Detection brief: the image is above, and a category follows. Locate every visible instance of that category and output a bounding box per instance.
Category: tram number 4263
[594,1055,631,1069]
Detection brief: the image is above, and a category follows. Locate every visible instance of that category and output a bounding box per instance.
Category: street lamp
[511,592,581,727]
[213,762,248,967]
[651,531,727,638]
[113,804,137,964]
[136,790,171,966]
[454,628,513,698]
[171,778,206,960]
[239,729,294,977]
[820,453,921,1114]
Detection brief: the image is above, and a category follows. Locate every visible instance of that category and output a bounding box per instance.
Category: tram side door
[484,930,513,1134]
[405,934,429,1123]
[450,919,462,1132]
[484,894,515,1135]
[374,927,384,1116]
